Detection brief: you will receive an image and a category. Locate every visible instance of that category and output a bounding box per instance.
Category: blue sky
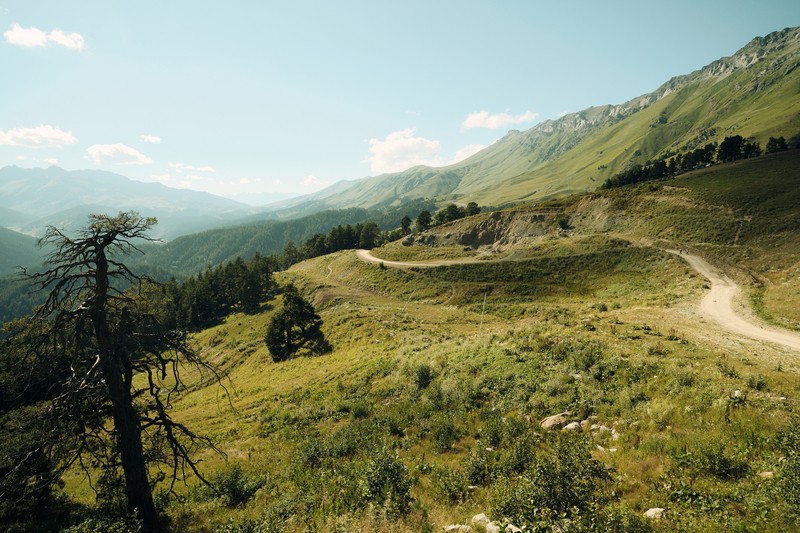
[1,1,798,204]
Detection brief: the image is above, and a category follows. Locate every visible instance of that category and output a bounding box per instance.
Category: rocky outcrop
[541,412,571,430]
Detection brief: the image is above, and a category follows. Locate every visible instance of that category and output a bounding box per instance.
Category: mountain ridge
[268,26,800,215]
[0,166,261,239]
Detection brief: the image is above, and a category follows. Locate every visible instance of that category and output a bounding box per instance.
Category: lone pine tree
[265,284,331,362]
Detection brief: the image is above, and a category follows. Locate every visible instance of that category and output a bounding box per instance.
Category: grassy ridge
[154,239,800,531]
[51,151,800,531]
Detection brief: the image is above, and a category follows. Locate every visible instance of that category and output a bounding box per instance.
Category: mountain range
[0,27,798,276]
[271,26,800,213]
[0,165,261,240]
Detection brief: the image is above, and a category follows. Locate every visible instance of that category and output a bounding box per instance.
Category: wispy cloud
[0,124,77,147]
[451,143,486,164]
[169,162,215,172]
[4,23,85,51]
[87,143,153,165]
[462,110,539,130]
[303,175,323,188]
[367,128,443,174]
[140,134,161,144]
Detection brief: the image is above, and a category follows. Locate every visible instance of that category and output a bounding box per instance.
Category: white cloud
[557,110,571,118]
[46,29,85,51]
[151,173,170,182]
[87,143,153,165]
[239,177,251,185]
[304,175,323,188]
[3,23,85,51]
[169,162,215,172]
[15,155,26,161]
[462,110,539,130]
[140,134,161,144]
[451,144,486,164]
[44,157,59,165]
[367,128,443,174]
[3,23,47,47]
[0,124,77,147]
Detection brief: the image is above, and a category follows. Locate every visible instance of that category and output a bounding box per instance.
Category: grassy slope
[104,153,799,532]
[276,29,799,216]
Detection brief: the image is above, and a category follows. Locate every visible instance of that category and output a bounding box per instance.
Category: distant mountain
[275,26,800,214]
[0,166,259,239]
[0,227,43,274]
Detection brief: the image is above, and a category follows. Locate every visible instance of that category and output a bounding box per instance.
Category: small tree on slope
[265,284,331,362]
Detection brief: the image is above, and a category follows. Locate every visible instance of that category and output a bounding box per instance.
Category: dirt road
[355,249,485,268]
[358,248,800,352]
[669,251,800,352]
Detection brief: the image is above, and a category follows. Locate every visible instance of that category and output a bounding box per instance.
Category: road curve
[355,249,485,268]
[358,248,800,352]
[668,251,800,352]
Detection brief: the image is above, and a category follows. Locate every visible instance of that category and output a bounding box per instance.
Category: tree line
[601,134,795,189]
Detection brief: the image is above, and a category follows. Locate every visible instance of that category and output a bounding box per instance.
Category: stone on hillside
[444,526,472,533]
[471,514,500,533]
[644,507,666,520]
[505,525,523,533]
[563,421,582,432]
[758,471,774,479]
[541,411,570,430]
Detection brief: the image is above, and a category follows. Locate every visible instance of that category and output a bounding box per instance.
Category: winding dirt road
[357,248,800,352]
[668,251,800,352]
[355,249,485,268]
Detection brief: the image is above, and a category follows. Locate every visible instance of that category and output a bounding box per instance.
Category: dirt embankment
[404,210,559,250]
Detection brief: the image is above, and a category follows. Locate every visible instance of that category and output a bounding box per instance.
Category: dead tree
[12,212,224,531]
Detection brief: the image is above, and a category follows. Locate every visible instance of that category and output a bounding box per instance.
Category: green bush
[777,420,800,513]
[208,464,268,507]
[491,434,610,526]
[361,449,413,512]
[431,467,469,504]
[414,363,435,390]
[431,417,460,453]
[463,446,498,486]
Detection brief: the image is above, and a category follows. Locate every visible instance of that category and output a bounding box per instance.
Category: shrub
[414,363,435,390]
[431,467,468,504]
[213,464,268,507]
[431,417,460,452]
[491,434,610,526]
[777,420,800,513]
[463,447,498,486]
[361,449,413,512]
[746,374,768,391]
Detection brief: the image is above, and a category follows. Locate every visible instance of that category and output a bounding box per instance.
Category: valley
[1,23,800,533]
[141,151,800,531]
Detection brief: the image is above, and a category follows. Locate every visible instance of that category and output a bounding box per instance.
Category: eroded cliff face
[405,210,560,251]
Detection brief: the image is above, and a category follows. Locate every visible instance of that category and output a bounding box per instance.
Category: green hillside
[25,151,796,531]
[4,28,800,533]
[135,200,436,277]
[278,27,800,213]
[0,227,43,274]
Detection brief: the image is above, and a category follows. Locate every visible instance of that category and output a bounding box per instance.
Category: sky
[1,1,798,204]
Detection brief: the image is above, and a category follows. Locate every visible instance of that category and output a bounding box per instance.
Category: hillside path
[355,249,486,268]
[358,248,800,352]
[668,251,800,352]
